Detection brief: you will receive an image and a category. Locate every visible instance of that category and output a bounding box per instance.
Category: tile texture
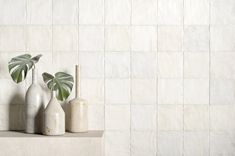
[0,0,233,155]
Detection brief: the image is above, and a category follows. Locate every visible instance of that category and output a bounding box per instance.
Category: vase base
[42,133,65,136]
[68,130,88,133]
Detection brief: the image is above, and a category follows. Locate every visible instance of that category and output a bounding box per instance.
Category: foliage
[8,54,42,83]
[42,72,74,101]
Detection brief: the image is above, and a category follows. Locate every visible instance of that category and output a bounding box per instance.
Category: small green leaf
[42,72,74,101]
[8,54,42,83]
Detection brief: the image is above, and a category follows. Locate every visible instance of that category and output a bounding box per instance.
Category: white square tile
[158,26,183,51]
[80,79,104,104]
[132,53,156,78]
[211,0,235,25]
[210,105,235,131]
[79,0,104,25]
[0,53,12,79]
[131,131,156,156]
[105,0,131,25]
[158,79,183,104]
[105,26,130,51]
[0,105,9,130]
[8,104,24,130]
[105,79,130,104]
[131,26,157,52]
[0,79,26,105]
[0,104,24,130]
[88,105,104,130]
[158,105,183,130]
[184,105,209,130]
[0,27,26,51]
[158,132,183,156]
[183,26,209,52]
[54,52,78,74]
[27,26,52,52]
[105,131,130,156]
[158,0,183,25]
[53,26,78,51]
[79,53,104,78]
[0,52,24,79]
[184,132,209,156]
[105,105,130,130]
[131,105,156,130]
[132,79,156,104]
[184,53,209,78]
[32,52,53,82]
[79,26,104,51]
[158,53,183,78]
[28,0,52,24]
[184,0,209,25]
[105,52,130,78]
[0,0,26,25]
[211,53,235,79]
[184,79,209,104]
[210,79,235,105]
[132,0,157,25]
[210,131,235,156]
[211,26,235,51]
[53,0,78,24]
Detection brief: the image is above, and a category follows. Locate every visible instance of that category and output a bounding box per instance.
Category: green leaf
[42,72,74,101]
[8,54,42,83]
[42,72,55,90]
[32,54,43,63]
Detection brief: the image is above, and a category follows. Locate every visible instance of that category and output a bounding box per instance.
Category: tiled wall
[0,0,235,155]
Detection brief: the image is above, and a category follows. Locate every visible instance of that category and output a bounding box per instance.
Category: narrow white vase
[25,68,43,134]
[68,65,88,132]
[43,91,65,136]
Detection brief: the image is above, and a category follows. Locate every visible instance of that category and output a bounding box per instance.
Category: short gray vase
[43,91,65,136]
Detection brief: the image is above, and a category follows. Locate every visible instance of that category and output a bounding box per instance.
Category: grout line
[0,23,232,27]
[25,0,28,52]
[51,0,54,65]
[77,0,80,93]
[182,0,185,155]
[2,50,235,53]
[24,0,28,90]
[156,0,159,155]
[78,0,80,64]
[209,0,211,155]
[130,0,133,155]
[103,0,106,156]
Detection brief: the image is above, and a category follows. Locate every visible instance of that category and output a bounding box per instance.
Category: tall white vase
[68,65,88,132]
[25,68,43,133]
[43,91,65,136]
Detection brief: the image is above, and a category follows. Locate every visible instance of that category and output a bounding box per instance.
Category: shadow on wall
[8,85,49,132]
[8,92,24,131]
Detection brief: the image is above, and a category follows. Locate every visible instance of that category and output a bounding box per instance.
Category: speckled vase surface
[25,68,43,134]
[43,91,65,136]
[67,65,88,133]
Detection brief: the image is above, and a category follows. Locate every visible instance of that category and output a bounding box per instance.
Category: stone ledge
[0,131,104,156]
[0,130,104,137]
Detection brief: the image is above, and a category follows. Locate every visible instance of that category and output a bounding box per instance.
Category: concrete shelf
[0,130,103,137]
[0,131,104,156]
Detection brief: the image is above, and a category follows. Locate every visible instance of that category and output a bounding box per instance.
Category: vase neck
[32,68,37,84]
[51,91,57,98]
[75,65,80,98]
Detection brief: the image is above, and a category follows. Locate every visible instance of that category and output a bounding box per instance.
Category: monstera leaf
[8,54,42,83]
[42,72,74,101]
